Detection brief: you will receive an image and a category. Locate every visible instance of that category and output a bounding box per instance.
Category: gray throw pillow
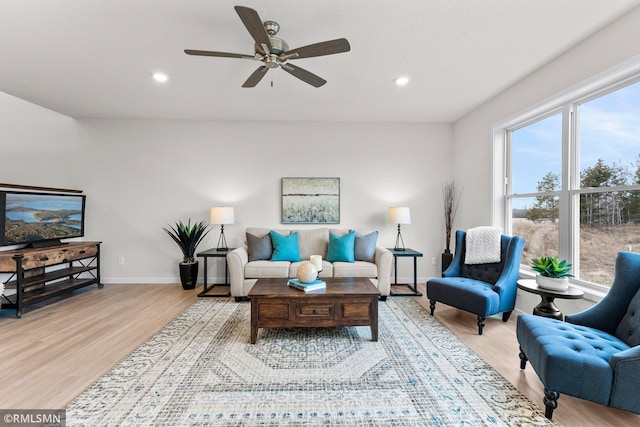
[247,232,273,261]
[353,230,378,262]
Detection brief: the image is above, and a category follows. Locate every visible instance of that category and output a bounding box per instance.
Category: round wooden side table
[517,279,584,320]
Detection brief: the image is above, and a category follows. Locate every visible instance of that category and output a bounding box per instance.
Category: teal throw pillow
[326,231,355,263]
[270,231,301,262]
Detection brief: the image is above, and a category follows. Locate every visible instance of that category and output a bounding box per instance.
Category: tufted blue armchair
[426,230,525,335]
[517,251,640,419]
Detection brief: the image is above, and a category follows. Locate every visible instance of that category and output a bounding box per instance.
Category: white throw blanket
[465,226,502,264]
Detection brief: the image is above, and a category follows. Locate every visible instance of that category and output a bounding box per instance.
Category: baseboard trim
[101,277,226,285]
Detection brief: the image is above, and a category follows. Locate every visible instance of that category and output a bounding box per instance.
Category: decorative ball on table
[310,255,323,273]
[296,261,318,283]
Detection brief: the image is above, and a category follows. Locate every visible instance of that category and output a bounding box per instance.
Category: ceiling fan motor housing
[256,36,288,56]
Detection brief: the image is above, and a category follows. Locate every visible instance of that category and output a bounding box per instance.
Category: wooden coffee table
[248,277,381,344]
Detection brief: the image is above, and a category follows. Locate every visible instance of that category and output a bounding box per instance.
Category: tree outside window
[506,78,640,288]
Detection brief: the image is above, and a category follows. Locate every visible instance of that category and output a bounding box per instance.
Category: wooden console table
[0,242,102,317]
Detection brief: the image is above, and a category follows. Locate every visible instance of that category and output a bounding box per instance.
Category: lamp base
[216,225,229,252]
[394,224,406,251]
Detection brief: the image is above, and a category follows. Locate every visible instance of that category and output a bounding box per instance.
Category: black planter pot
[441,250,453,276]
[179,261,199,290]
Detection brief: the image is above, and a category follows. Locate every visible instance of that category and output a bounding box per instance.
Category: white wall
[1,103,453,284]
[6,6,639,306]
[452,6,640,315]
[0,92,80,187]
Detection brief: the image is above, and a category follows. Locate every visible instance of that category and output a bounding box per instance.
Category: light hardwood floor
[0,282,638,426]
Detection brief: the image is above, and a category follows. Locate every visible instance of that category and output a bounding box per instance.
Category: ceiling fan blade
[242,66,269,88]
[234,6,272,55]
[184,49,255,59]
[283,38,350,60]
[281,63,326,88]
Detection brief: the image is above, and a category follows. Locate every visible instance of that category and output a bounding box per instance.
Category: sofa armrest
[609,346,640,413]
[375,246,393,296]
[227,246,248,298]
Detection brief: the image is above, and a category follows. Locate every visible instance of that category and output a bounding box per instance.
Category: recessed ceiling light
[395,76,409,86]
[153,72,169,83]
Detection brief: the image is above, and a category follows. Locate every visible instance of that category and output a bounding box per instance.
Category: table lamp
[388,207,410,251]
[210,207,234,251]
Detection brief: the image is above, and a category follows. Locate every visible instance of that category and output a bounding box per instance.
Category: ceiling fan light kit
[185,5,350,88]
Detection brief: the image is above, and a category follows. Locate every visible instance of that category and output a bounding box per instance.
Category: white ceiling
[1,0,639,123]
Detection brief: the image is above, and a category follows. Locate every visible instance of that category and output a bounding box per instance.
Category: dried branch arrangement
[442,180,462,251]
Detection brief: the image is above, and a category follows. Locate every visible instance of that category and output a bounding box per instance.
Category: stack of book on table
[287,278,326,293]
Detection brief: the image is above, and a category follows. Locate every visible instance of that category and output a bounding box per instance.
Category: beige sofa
[227,227,393,301]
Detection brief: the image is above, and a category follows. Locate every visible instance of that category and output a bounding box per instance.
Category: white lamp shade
[210,207,235,225]
[388,207,411,224]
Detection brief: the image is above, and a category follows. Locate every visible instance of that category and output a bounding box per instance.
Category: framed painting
[281,177,340,224]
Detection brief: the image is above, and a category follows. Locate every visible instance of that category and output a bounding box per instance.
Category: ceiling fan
[185,5,350,88]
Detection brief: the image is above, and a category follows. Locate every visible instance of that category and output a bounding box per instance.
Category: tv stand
[0,241,102,318]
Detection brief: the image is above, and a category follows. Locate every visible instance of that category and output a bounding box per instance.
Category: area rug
[66,297,556,426]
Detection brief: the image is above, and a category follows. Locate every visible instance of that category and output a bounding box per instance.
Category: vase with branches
[442,180,462,273]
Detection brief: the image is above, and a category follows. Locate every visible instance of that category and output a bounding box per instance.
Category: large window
[498,70,640,290]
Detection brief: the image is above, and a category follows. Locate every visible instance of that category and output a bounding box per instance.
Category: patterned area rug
[67,298,556,426]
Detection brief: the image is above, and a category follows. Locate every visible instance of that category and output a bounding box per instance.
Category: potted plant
[442,180,462,274]
[531,256,573,291]
[163,219,210,290]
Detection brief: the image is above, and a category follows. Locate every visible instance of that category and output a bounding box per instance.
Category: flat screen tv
[0,190,86,247]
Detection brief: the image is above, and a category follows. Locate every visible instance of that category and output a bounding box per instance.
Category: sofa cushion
[329,228,349,236]
[353,230,378,262]
[290,260,333,278]
[246,227,289,240]
[333,261,377,278]
[327,231,355,262]
[246,232,272,261]
[270,231,301,262]
[297,228,329,260]
[245,260,290,278]
[615,288,640,346]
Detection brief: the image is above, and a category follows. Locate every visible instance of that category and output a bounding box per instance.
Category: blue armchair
[517,251,640,419]
[426,230,525,335]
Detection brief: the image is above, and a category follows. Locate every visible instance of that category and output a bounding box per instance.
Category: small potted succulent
[163,219,210,290]
[531,256,573,291]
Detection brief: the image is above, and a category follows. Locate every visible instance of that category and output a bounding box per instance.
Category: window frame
[492,55,640,299]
